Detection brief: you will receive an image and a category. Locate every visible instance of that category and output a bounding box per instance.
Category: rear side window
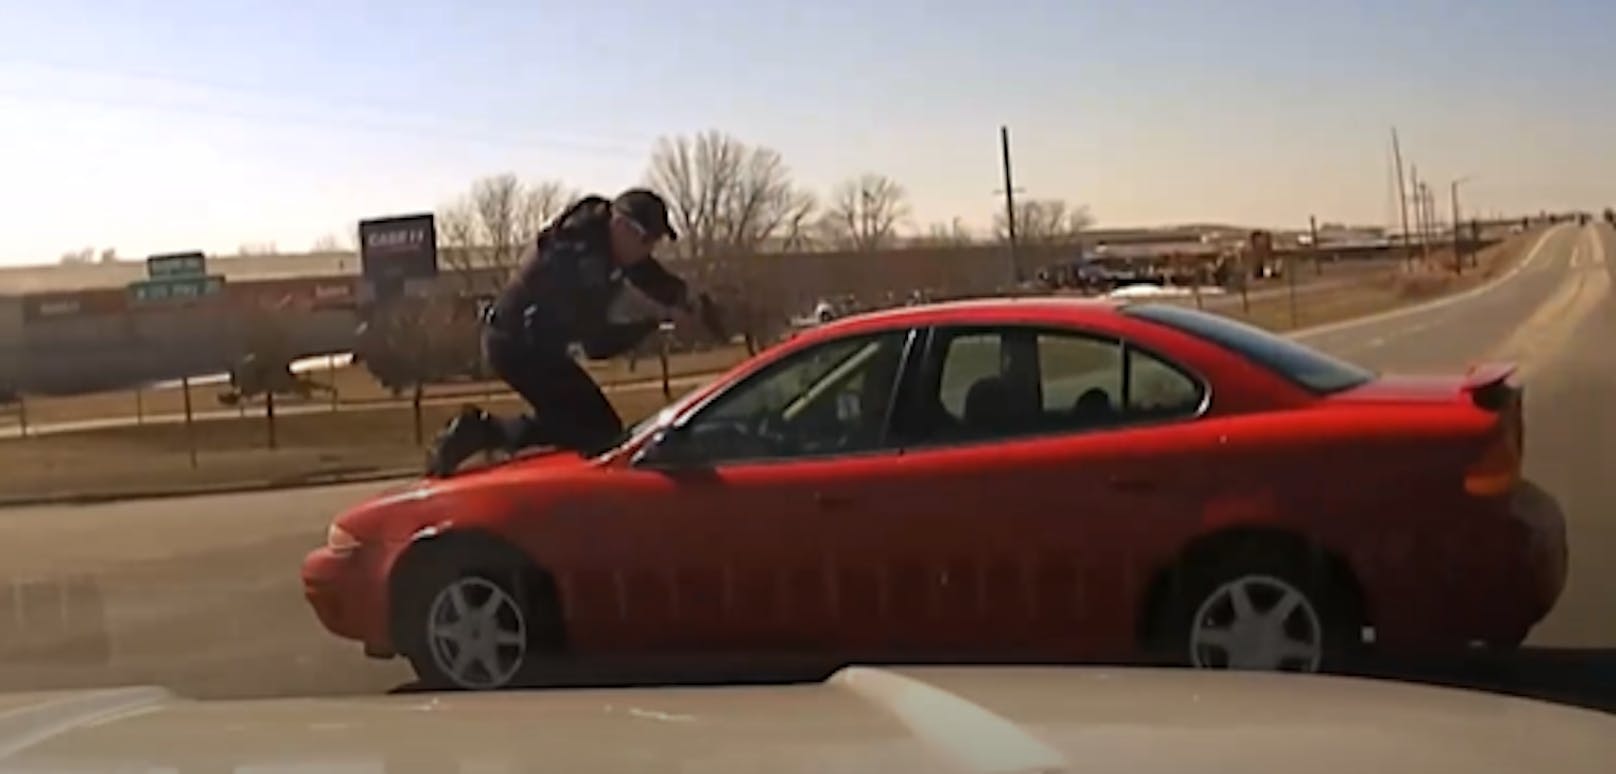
[1123,303,1374,394]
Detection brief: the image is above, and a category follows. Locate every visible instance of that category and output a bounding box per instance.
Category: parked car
[304,298,1563,690]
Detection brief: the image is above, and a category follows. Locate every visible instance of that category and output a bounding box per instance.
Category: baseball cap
[612,188,679,242]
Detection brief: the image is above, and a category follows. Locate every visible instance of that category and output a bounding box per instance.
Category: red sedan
[303,298,1566,690]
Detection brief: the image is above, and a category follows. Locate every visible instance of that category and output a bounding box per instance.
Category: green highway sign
[147,251,208,279]
[129,275,226,305]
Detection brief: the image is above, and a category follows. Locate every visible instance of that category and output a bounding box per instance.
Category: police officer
[428,188,710,476]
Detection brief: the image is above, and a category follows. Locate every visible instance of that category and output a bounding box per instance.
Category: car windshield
[1123,303,1376,394]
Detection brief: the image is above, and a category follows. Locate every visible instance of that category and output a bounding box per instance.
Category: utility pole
[1391,129,1412,270]
[1410,165,1430,265]
[999,125,1020,289]
[1423,183,1437,263]
[1449,177,1470,276]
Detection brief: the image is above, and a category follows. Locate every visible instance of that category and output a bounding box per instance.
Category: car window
[938,333,1002,421]
[675,330,910,463]
[1128,347,1205,417]
[907,326,1202,446]
[1122,303,1374,393]
[1038,332,1123,416]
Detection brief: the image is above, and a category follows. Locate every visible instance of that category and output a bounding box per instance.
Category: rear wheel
[1154,542,1361,673]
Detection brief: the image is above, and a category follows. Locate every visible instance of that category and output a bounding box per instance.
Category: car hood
[0,667,1608,773]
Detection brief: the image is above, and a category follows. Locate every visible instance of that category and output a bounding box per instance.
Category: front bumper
[302,545,395,655]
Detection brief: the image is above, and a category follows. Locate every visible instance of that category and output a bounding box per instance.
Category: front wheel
[404,570,536,690]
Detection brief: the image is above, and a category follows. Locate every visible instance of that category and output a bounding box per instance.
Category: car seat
[963,376,1018,436]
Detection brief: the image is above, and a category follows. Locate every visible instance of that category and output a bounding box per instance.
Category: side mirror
[633,426,699,469]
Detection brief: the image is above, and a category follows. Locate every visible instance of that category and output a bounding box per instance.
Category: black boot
[427,406,498,477]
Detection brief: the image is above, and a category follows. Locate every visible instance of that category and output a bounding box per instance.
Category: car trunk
[1327,362,1525,496]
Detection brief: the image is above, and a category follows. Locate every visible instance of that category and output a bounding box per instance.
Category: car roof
[802,296,1129,340]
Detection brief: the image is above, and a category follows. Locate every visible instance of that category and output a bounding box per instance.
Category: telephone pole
[1391,128,1412,269]
[1450,177,1470,276]
[999,125,1020,288]
[1410,164,1428,264]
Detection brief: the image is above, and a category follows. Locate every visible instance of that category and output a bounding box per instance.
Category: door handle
[814,492,855,510]
[1107,476,1157,494]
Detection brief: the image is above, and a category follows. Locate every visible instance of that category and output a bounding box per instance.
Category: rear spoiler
[1463,361,1520,412]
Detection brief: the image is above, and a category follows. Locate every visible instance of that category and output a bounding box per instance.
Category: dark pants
[483,328,623,454]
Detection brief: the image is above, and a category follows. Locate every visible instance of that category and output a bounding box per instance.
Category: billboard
[359,214,438,298]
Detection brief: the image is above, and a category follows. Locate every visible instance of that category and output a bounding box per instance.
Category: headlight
[326,523,361,554]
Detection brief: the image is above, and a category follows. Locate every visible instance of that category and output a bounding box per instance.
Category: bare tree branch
[648,130,814,259]
[916,218,974,247]
[994,199,1093,246]
[311,234,345,253]
[58,247,94,265]
[436,175,575,294]
[822,173,911,252]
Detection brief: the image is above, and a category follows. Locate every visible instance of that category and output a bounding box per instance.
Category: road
[0,225,1612,709]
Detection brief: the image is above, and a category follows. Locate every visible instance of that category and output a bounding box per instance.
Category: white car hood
[0,666,1608,773]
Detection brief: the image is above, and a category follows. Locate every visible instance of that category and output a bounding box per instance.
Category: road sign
[147,251,207,279]
[129,275,226,305]
[359,214,438,295]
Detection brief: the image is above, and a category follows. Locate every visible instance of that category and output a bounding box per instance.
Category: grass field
[0,235,1536,503]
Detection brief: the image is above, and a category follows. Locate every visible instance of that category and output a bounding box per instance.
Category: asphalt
[0,226,1613,710]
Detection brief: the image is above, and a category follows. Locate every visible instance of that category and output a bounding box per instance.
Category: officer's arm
[623,257,690,310]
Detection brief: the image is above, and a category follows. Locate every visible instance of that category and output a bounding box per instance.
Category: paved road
[0,226,1612,709]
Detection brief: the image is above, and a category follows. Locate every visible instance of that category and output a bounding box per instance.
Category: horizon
[2,1,1611,267]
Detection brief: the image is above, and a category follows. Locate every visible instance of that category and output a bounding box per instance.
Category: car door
[587,328,919,662]
[876,323,1210,661]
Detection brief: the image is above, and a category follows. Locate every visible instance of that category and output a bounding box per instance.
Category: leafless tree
[994,199,1093,246]
[647,131,816,259]
[437,175,576,294]
[238,242,279,256]
[58,247,94,265]
[517,180,575,246]
[311,233,346,252]
[821,173,911,252]
[917,218,974,247]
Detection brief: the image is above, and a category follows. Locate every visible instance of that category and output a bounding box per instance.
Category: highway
[0,224,1611,708]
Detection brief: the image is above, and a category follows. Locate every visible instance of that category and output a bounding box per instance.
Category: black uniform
[483,195,688,453]
[428,191,687,475]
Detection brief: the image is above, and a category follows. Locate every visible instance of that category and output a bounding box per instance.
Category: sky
[0,0,1611,266]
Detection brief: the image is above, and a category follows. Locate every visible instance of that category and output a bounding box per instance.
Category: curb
[0,468,418,510]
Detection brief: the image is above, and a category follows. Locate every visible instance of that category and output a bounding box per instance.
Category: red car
[303,298,1566,690]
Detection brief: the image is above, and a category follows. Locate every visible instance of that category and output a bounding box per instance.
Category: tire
[397,556,551,691]
[1153,540,1361,674]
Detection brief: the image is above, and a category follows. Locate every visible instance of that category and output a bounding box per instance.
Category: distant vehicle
[305,298,1563,690]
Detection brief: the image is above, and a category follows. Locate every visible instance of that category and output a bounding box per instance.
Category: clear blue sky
[0,0,1610,265]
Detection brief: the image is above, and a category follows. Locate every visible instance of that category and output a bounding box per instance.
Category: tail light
[1465,431,1521,496]
[1464,367,1524,497]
